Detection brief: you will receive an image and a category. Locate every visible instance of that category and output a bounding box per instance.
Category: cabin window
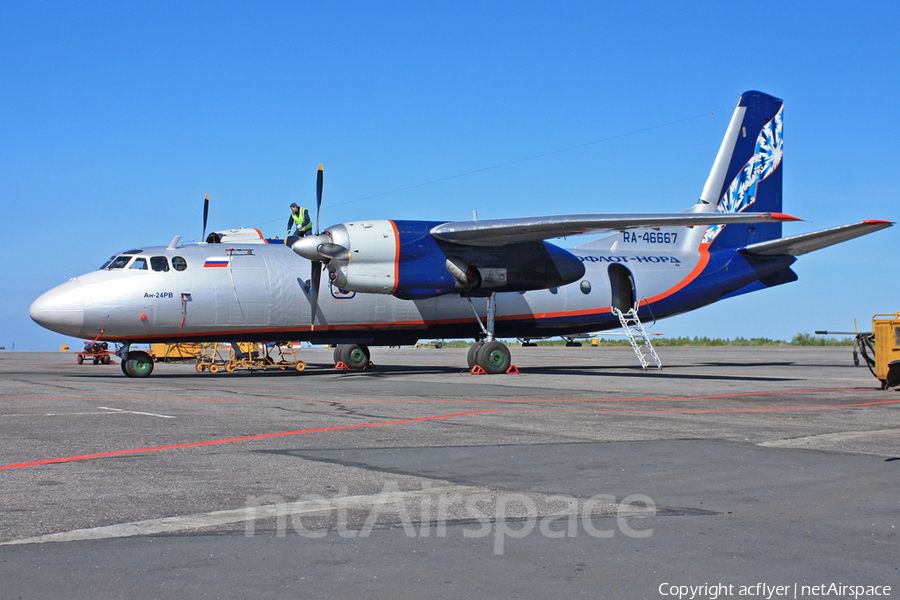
[130,257,148,270]
[172,256,188,271]
[107,256,132,269]
[580,280,592,295]
[150,256,170,272]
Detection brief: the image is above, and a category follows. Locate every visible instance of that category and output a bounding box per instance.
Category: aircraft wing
[741,220,893,257]
[429,212,800,246]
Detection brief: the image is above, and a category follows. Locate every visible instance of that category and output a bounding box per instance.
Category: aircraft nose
[30,279,85,337]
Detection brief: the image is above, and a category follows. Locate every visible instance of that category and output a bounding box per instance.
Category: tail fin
[700,91,784,250]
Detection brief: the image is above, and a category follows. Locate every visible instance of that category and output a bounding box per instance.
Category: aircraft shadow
[511,365,800,382]
[58,359,811,382]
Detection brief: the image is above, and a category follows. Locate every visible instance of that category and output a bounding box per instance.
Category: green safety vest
[291,208,312,232]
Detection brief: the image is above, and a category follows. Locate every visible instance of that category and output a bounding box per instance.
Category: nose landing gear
[121,350,155,378]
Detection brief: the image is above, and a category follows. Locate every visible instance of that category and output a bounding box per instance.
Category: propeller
[310,165,326,328]
[287,165,352,329]
[310,165,325,328]
[202,194,209,241]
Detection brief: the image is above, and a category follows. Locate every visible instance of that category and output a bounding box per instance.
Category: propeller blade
[202,194,209,241]
[315,164,323,235]
[310,260,322,327]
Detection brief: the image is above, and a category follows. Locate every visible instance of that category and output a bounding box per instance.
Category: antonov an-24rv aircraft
[30,91,892,377]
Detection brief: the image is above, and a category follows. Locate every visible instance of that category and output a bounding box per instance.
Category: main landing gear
[466,293,516,375]
[333,343,372,370]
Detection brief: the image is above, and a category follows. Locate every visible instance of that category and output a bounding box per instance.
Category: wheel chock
[470,365,487,375]
[363,362,375,370]
[506,364,519,374]
[335,361,349,370]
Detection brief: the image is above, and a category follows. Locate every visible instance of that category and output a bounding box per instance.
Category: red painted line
[0,388,878,404]
[1,395,898,471]
[0,412,476,470]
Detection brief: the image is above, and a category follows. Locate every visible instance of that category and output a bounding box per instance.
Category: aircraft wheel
[333,345,345,365]
[295,361,306,372]
[342,344,370,370]
[122,351,154,378]
[225,362,236,373]
[196,362,206,373]
[77,355,84,364]
[209,363,220,374]
[477,341,511,375]
[467,341,485,369]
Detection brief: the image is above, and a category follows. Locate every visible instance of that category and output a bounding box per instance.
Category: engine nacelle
[301,219,585,299]
[326,221,400,294]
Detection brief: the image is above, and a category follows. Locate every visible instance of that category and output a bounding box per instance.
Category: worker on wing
[287,203,312,237]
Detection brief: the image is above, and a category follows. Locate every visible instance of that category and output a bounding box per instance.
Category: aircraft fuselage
[29,227,795,346]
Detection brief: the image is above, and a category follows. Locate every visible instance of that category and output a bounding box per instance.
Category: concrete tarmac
[0,346,898,599]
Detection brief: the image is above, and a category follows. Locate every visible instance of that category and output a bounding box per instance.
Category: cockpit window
[99,256,116,270]
[107,256,133,269]
[130,257,148,270]
[150,256,170,272]
[172,256,188,271]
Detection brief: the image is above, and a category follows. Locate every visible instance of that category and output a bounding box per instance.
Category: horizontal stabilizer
[430,212,800,247]
[741,220,893,257]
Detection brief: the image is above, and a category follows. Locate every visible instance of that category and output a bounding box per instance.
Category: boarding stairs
[613,307,662,370]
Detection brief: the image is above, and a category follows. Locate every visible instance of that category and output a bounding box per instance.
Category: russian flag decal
[203,257,230,268]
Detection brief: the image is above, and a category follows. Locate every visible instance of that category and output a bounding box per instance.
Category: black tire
[467,341,485,369]
[121,351,155,378]
[333,345,344,365]
[477,341,511,374]
[342,344,370,370]
[77,355,84,364]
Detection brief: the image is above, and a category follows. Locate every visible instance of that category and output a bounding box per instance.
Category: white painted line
[760,429,899,448]
[0,485,476,545]
[97,406,176,419]
[3,412,122,418]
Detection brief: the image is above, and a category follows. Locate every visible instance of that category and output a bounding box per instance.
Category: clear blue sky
[2,1,897,350]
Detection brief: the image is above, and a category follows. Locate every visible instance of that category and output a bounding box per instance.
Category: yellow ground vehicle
[195,342,305,374]
[870,313,900,388]
[824,313,900,389]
